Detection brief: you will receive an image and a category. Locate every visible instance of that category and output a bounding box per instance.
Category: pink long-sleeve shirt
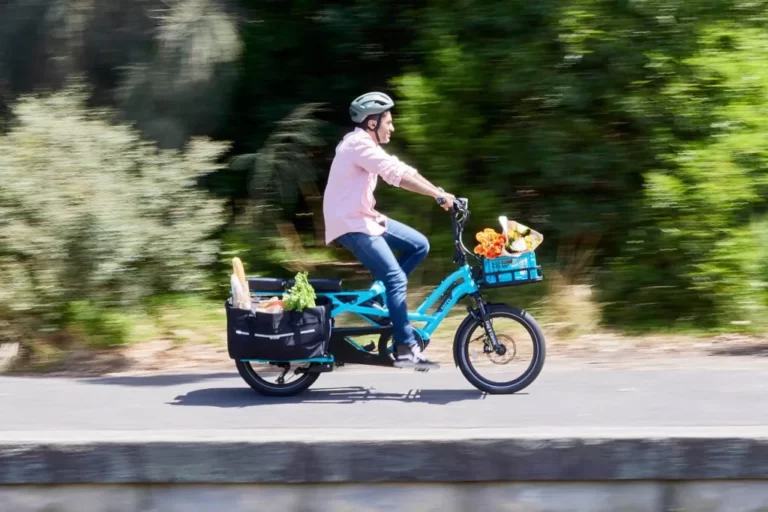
[323,128,418,245]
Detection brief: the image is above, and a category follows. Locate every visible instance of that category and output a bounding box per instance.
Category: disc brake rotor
[469,333,517,365]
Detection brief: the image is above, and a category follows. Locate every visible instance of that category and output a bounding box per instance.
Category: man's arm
[352,137,455,208]
[400,172,455,210]
[353,139,416,187]
[400,172,441,198]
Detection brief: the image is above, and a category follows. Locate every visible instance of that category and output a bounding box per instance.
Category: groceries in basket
[474,216,544,259]
[474,228,507,259]
[500,216,544,256]
[229,258,316,314]
[282,271,316,311]
[250,272,316,314]
[255,297,284,313]
[226,263,331,362]
[230,257,252,310]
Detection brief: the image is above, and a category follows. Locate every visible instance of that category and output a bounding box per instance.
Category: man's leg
[336,232,437,369]
[337,232,414,346]
[379,219,438,368]
[382,218,430,277]
[360,219,429,324]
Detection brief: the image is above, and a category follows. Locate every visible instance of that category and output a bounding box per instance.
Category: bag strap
[288,306,323,325]
[245,312,259,341]
[287,306,325,341]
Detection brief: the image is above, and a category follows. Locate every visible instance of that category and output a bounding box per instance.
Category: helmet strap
[368,113,384,144]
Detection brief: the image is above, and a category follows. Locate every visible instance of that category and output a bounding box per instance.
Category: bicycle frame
[251,263,480,344]
[332,263,477,340]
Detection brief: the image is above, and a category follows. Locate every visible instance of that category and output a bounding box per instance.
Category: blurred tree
[601,21,768,328]
[3,0,768,334]
[389,0,768,328]
[0,86,228,332]
[391,0,711,262]
[225,102,332,276]
[0,0,242,148]
[117,0,243,148]
[0,0,161,107]
[208,0,425,197]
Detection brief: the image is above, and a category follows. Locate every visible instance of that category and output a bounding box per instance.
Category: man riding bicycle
[323,91,456,370]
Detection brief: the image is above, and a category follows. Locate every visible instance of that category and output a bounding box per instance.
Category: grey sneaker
[393,344,439,370]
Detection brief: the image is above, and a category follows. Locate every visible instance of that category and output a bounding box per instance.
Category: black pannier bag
[226,296,332,361]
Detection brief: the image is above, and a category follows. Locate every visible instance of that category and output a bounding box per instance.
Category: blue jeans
[336,219,430,346]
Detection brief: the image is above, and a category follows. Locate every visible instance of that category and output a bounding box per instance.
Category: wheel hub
[486,334,516,365]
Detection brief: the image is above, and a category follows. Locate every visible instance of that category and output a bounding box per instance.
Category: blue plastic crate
[482,252,541,287]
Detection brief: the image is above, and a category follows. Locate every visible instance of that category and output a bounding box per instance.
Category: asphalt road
[2,362,768,434]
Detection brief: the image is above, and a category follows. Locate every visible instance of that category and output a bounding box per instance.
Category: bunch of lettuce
[283,272,316,311]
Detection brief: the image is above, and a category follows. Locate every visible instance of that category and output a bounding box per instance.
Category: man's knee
[408,231,429,258]
[418,237,430,257]
[384,267,408,292]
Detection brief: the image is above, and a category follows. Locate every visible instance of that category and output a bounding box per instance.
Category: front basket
[478,252,544,288]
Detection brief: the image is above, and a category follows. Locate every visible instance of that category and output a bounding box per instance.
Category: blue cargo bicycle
[231,198,546,396]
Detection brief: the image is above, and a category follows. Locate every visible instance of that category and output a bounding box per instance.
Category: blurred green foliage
[3,0,768,347]
[0,87,228,339]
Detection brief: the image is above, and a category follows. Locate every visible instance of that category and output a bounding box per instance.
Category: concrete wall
[4,482,768,512]
[2,432,768,511]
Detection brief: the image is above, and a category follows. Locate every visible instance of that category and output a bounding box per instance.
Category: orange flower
[474,228,507,259]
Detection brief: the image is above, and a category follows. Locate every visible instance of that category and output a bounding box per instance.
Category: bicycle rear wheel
[235,361,319,397]
[454,304,546,394]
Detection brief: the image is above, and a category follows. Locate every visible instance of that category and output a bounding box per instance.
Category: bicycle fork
[469,293,504,354]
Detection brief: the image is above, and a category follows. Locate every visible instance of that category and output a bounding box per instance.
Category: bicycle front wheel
[454,304,546,394]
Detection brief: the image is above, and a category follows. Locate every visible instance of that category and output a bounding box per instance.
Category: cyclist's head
[349,91,395,144]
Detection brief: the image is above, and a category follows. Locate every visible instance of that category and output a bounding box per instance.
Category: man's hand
[436,192,456,211]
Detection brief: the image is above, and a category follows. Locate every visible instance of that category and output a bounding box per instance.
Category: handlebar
[436,196,469,213]
[447,197,475,264]
[454,197,468,214]
[435,195,474,263]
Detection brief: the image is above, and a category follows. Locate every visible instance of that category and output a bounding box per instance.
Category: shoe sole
[393,360,440,370]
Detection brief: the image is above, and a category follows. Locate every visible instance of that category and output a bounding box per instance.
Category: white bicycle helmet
[349,92,395,124]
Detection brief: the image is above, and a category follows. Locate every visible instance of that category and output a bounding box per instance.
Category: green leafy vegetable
[283,272,316,312]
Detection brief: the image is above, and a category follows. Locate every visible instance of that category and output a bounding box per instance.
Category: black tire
[235,361,320,397]
[454,304,546,394]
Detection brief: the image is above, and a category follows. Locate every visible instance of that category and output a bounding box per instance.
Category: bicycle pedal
[414,367,430,373]
[362,342,376,352]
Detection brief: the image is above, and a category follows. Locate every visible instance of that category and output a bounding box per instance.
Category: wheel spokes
[465,315,537,384]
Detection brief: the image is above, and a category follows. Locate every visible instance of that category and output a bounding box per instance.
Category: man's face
[368,111,394,144]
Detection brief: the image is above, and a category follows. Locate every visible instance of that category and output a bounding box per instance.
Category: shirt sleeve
[351,137,418,187]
